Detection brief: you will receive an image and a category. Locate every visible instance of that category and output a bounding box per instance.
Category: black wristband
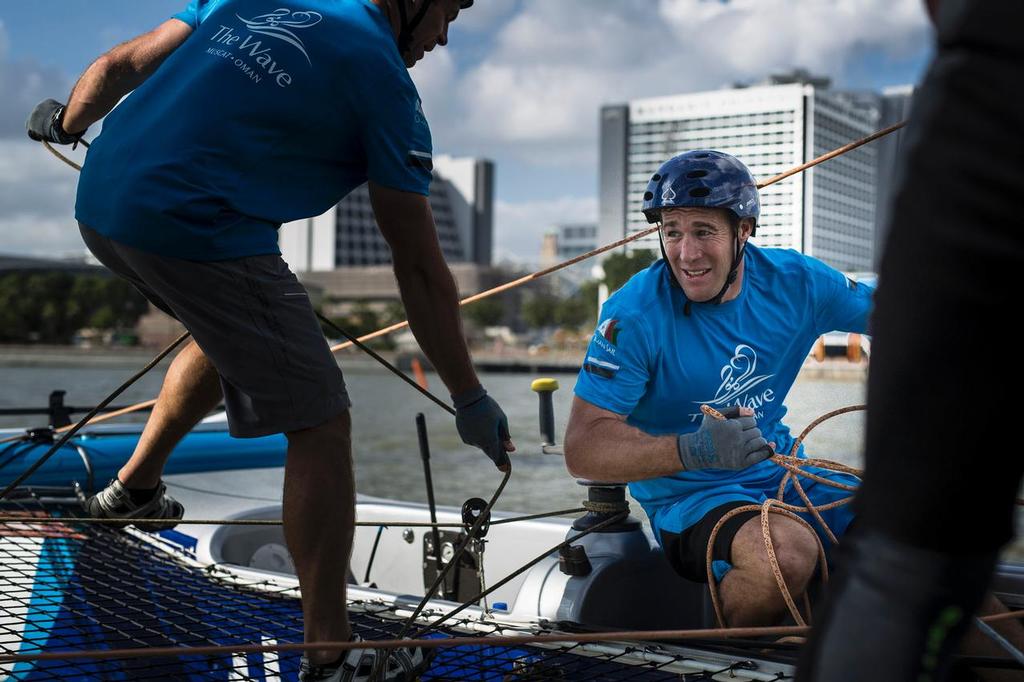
[53,105,85,145]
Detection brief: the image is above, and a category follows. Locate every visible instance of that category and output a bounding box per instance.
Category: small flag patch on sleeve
[407,150,433,170]
[583,356,620,379]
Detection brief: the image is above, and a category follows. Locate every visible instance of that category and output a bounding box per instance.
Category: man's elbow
[563,428,590,479]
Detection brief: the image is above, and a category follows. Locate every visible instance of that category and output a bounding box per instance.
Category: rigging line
[397,466,512,640]
[33,120,907,425]
[414,510,630,638]
[316,313,454,416]
[0,331,190,501]
[0,507,587,528]
[757,121,906,189]
[55,399,157,433]
[329,119,908,354]
[42,137,90,172]
[974,617,1024,668]
[0,624,811,664]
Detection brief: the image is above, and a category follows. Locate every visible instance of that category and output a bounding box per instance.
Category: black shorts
[80,224,351,438]
[660,502,760,583]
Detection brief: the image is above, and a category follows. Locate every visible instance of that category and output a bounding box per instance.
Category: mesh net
[0,489,792,681]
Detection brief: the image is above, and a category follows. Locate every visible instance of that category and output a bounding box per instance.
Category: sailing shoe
[83,479,184,532]
[298,635,433,681]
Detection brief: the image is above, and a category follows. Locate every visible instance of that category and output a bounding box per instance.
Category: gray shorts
[80,224,351,438]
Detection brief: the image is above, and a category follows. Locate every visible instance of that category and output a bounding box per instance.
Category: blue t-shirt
[76,0,433,261]
[573,245,874,535]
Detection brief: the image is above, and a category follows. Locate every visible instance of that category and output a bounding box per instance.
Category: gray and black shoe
[298,635,433,681]
[83,479,184,532]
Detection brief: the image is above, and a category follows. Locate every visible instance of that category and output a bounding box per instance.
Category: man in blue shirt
[26,1,512,679]
[565,151,873,627]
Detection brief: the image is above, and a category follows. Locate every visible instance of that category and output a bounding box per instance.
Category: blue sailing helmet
[641,150,759,235]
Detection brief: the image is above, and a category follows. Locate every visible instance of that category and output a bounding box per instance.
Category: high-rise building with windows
[280,155,494,271]
[600,75,900,272]
[556,223,598,261]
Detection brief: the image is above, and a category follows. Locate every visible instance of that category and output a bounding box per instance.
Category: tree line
[0,271,149,344]
[463,250,657,332]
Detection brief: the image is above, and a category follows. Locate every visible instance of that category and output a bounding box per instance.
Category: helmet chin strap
[658,223,746,316]
[396,0,435,55]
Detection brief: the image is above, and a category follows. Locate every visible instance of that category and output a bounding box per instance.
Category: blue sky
[0,0,932,263]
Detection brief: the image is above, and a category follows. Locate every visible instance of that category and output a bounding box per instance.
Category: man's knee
[285,409,351,446]
[733,516,819,586]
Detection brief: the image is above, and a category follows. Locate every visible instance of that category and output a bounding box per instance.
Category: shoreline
[0,344,868,380]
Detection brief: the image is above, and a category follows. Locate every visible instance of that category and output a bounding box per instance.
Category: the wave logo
[236,9,322,64]
[696,344,774,407]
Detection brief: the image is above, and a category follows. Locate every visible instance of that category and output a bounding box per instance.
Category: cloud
[450,0,519,33]
[493,195,598,266]
[0,140,83,257]
[426,0,930,167]
[0,22,74,140]
[658,0,930,77]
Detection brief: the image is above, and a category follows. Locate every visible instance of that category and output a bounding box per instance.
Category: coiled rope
[700,404,864,629]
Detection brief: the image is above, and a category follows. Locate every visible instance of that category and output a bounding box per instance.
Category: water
[0,358,866,517]
[6,357,1024,561]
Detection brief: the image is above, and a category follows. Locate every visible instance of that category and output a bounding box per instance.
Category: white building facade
[601,82,887,272]
[280,155,494,272]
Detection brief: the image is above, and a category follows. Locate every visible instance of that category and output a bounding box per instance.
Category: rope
[27,121,909,427]
[756,121,905,188]
[414,510,631,638]
[0,623,811,664]
[698,404,856,629]
[317,313,454,416]
[42,137,90,171]
[0,331,190,500]
[395,467,511,638]
[0,507,586,528]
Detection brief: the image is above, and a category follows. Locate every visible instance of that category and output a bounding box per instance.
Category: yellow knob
[531,378,560,393]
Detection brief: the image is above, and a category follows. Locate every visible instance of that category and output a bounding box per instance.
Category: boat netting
[0,490,790,681]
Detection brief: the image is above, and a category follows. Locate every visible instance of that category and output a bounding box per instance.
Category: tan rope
[0,507,586,529]
[789,405,867,458]
[0,623,811,664]
[42,139,88,171]
[25,121,907,428]
[698,404,856,628]
[981,610,1024,624]
[55,399,158,432]
[756,121,905,188]
[328,224,662,352]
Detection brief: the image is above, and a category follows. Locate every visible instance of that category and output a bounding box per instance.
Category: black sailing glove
[676,406,770,471]
[26,99,85,145]
[453,386,511,469]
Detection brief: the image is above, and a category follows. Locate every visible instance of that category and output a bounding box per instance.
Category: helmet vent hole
[643,191,654,201]
[651,174,661,182]
[686,170,708,179]
[695,153,710,158]
[689,187,711,198]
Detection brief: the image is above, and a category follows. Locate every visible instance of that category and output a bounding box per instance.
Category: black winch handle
[531,378,559,447]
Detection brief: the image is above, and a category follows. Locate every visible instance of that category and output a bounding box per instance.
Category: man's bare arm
[367,181,482,397]
[563,396,681,481]
[62,19,193,134]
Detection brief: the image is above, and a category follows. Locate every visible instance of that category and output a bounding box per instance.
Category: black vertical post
[416,413,443,564]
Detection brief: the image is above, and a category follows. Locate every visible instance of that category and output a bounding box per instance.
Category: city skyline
[0,1,932,264]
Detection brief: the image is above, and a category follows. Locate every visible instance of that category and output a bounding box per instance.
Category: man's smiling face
[660,207,751,302]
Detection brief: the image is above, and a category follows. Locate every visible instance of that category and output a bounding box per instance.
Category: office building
[281,155,494,271]
[600,74,898,272]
